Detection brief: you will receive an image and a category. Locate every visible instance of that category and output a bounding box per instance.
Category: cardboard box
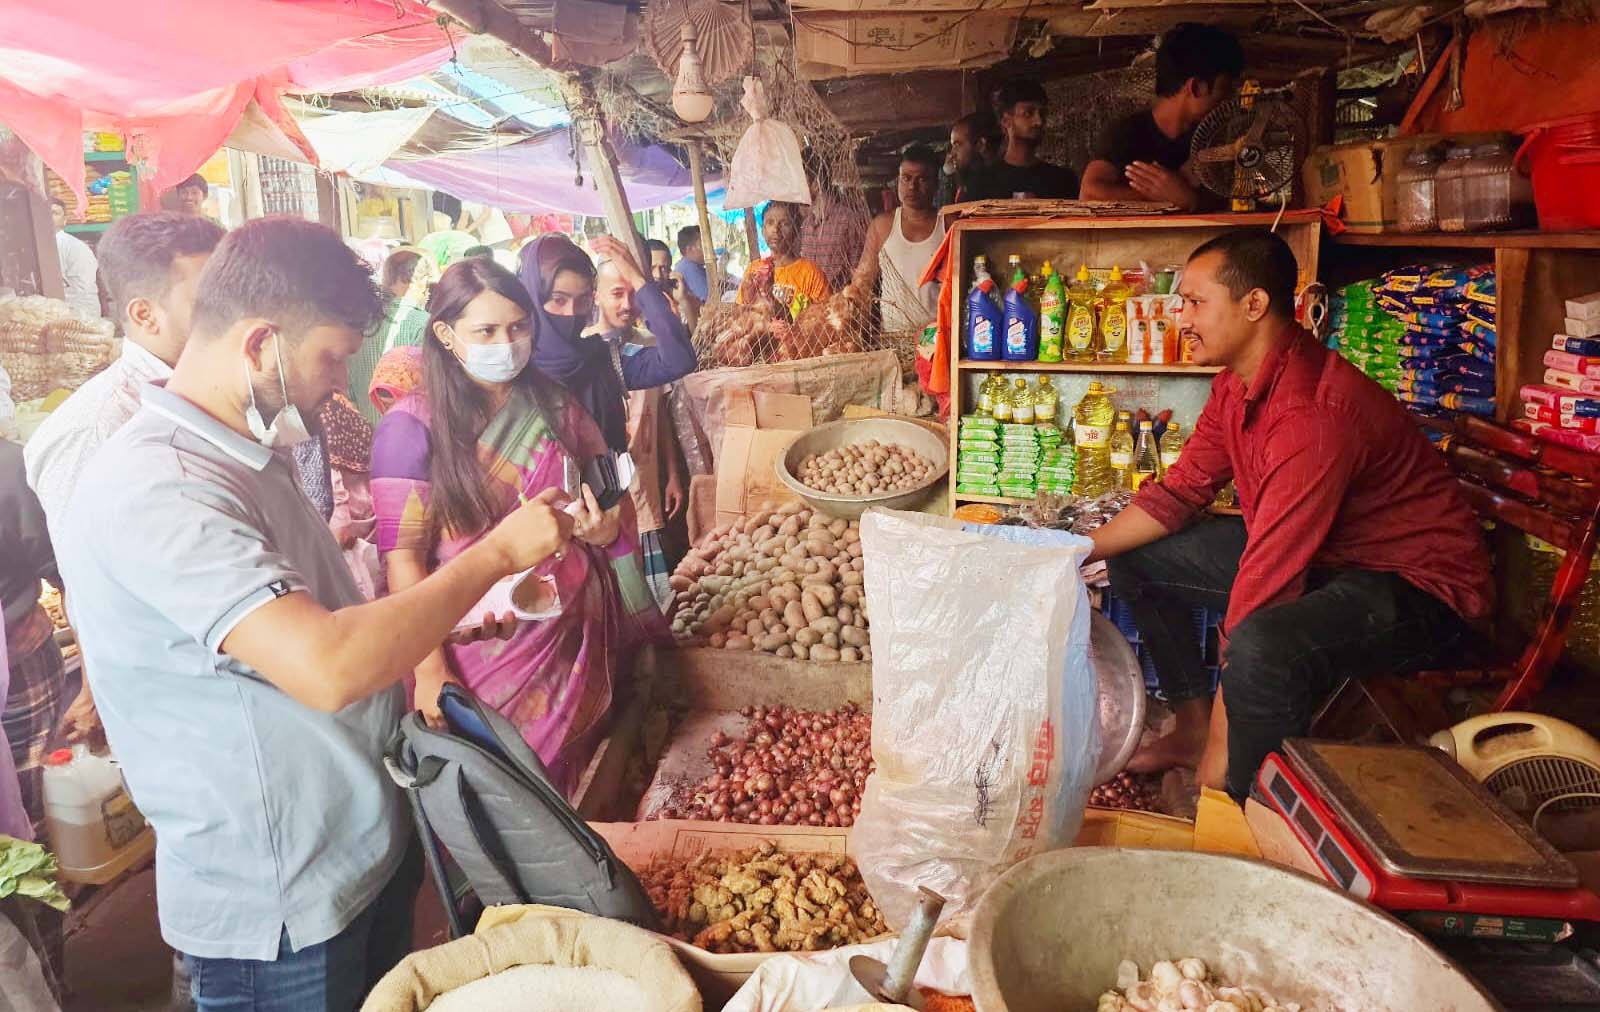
[714,388,812,527]
[794,10,1018,78]
[1303,140,1410,233]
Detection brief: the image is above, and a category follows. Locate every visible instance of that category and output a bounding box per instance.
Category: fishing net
[600,43,929,379]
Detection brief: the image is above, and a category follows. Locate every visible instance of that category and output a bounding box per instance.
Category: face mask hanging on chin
[244,330,313,449]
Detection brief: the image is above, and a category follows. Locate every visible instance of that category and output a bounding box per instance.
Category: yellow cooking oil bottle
[1010,377,1036,424]
[1097,265,1132,363]
[991,374,1015,423]
[1158,422,1185,474]
[1109,412,1135,490]
[1072,381,1117,496]
[1033,375,1059,428]
[1132,419,1160,489]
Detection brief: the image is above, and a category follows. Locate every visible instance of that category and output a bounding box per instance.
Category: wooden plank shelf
[84,151,128,163]
[958,359,1222,375]
[1333,230,1600,250]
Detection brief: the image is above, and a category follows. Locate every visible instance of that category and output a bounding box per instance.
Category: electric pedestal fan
[1190,81,1304,212]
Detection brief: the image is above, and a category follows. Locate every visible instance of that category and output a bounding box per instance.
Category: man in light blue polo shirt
[57,217,575,1011]
[674,224,710,303]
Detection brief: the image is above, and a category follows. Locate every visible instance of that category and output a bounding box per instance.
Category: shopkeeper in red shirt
[1087,229,1493,799]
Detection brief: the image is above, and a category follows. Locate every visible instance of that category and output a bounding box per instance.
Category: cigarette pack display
[1568,291,1600,322]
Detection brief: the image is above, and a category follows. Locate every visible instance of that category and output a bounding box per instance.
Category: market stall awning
[0,0,451,199]
[290,106,533,177]
[355,130,716,216]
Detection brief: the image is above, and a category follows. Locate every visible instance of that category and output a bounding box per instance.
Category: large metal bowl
[969,848,1500,1012]
[1090,611,1147,786]
[775,417,950,520]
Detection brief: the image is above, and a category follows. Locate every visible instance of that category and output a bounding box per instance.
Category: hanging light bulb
[672,21,715,123]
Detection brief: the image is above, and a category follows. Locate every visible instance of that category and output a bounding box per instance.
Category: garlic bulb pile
[1097,958,1303,1012]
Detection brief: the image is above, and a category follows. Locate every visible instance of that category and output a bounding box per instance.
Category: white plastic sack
[850,512,1097,929]
[723,77,811,210]
[0,912,60,1012]
[724,936,969,1012]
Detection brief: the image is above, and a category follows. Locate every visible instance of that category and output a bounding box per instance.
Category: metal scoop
[849,887,947,1009]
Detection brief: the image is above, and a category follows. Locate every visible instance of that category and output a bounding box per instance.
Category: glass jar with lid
[1435,145,1474,232]
[1462,138,1534,231]
[1396,147,1443,232]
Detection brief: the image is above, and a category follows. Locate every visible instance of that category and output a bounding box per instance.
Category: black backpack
[384,683,660,937]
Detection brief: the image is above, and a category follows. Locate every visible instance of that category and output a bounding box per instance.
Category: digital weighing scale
[1251,739,1600,942]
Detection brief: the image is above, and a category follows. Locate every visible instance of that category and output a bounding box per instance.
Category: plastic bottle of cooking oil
[1109,413,1135,490]
[977,373,1001,416]
[1038,262,1066,363]
[1098,265,1132,363]
[1011,378,1036,424]
[1066,265,1098,361]
[991,375,1015,423]
[1132,419,1160,490]
[1072,381,1117,496]
[1033,376,1059,428]
[1158,423,1185,475]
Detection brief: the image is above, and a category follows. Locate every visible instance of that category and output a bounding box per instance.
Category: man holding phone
[55,219,577,1011]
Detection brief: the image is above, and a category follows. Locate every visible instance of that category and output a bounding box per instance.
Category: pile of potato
[795,440,937,497]
[669,502,870,663]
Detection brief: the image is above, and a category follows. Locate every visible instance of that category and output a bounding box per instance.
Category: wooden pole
[557,72,646,267]
[743,207,760,262]
[686,140,722,297]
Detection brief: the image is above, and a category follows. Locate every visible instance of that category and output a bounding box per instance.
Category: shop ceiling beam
[430,0,645,263]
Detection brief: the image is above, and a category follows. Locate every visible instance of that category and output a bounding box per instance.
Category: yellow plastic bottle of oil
[1072,381,1117,496]
[1098,265,1132,363]
[977,373,1001,417]
[1011,378,1036,425]
[1109,413,1135,490]
[1158,423,1185,475]
[1066,264,1098,361]
[1033,376,1059,428]
[991,375,1015,423]
[1132,419,1160,490]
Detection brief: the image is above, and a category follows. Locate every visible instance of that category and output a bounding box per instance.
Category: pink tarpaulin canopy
[0,0,451,201]
[362,130,716,215]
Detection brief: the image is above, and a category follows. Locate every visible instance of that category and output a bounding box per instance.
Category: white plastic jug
[41,744,154,884]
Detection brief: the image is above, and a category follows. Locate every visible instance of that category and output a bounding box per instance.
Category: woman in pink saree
[371,256,666,796]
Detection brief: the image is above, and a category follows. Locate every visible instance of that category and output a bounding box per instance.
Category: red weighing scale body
[1254,740,1600,925]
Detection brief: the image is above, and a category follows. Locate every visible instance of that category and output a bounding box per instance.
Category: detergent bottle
[1003,256,1039,361]
[1066,265,1098,361]
[964,256,1003,361]
[1098,265,1132,363]
[1038,261,1066,362]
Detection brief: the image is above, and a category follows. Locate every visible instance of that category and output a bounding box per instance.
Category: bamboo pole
[743,208,760,263]
[686,140,722,298]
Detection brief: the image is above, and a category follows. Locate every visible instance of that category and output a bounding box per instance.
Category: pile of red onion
[662,704,873,827]
[1088,770,1161,813]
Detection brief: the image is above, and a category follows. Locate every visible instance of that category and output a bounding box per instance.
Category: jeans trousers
[184,837,422,1012]
[1106,518,1468,799]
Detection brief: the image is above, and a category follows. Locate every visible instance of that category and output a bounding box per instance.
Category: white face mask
[460,335,532,384]
[244,331,313,449]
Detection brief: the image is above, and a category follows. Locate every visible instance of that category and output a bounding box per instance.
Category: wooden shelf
[1332,230,1600,250]
[65,222,110,234]
[84,151,128,163]
[951,210,1324,233]
[954,493,1032,506]
[957,359,1222,375]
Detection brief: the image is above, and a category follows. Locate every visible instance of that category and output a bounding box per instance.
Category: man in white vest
[859,144,945,338]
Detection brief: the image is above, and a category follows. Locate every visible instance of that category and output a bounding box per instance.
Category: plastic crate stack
[1328,280,1404,393]
[954,414,1002,498]
[1373,264,1497,419]
[1100,591,1223,694]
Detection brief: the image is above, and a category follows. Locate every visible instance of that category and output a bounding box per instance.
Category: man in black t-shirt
[973,79,1078,201]
[1080,23,1244,211]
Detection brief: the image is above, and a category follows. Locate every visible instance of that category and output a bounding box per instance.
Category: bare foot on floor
[1126,725,1208,773]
